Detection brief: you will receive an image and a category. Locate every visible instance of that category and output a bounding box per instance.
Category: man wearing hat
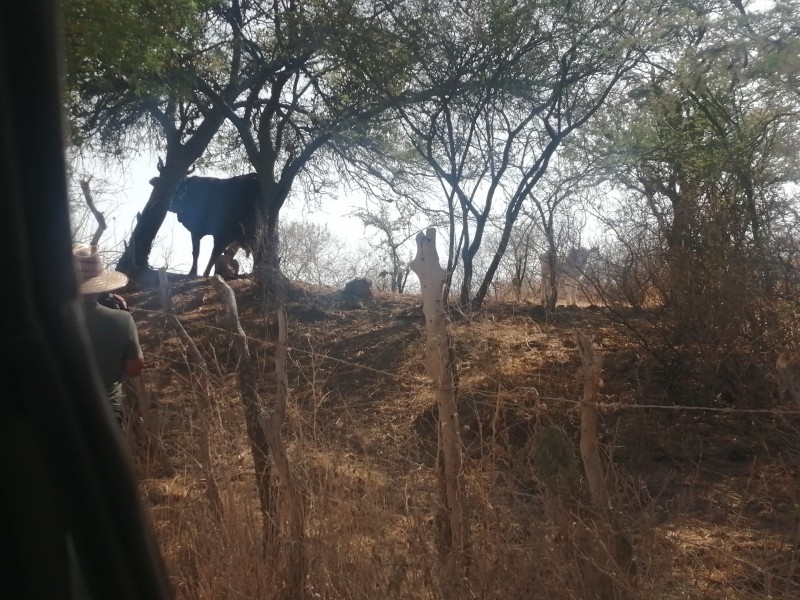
[73,244,144,426]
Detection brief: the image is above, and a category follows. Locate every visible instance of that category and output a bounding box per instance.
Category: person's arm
[122,357,144,378]
[122,312,145,378]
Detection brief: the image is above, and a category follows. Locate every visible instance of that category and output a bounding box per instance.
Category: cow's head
[148,157,195,189]
[149,159,198,214]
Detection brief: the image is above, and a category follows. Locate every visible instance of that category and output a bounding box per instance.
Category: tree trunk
[116,155,193,277]
[459,242,473,307]
[251,178,288,292]
[574,330,609,515]
[79,179,106,246]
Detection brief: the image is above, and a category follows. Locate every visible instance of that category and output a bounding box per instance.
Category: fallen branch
[79,178,106,246]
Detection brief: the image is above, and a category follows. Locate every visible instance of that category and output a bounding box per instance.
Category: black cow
[152,173,261,277]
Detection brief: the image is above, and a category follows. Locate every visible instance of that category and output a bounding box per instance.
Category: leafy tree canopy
[64,0,213,148]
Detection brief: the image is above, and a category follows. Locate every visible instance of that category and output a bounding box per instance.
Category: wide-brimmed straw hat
[73,244,129,294]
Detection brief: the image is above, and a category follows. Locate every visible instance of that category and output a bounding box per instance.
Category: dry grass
[121,274,800,599]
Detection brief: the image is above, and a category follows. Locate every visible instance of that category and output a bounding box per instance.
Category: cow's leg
[204,236,227,277]
[190,232,202,277]
[568,280,578,306]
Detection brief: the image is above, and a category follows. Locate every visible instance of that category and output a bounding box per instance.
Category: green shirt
[81,301,143,410]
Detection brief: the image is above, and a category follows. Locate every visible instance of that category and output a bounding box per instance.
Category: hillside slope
[121,273,800,600]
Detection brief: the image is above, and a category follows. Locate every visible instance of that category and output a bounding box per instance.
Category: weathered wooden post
[157,269,220,516]
[574,329,609,516]
[409,228,469,592]
[210,275,274,541]
[212,271,305,597]
[258,303,306,600]
[574,329,634,596]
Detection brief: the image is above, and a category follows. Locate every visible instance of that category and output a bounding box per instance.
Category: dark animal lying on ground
[343,277,372,298]
[151,173,261,277]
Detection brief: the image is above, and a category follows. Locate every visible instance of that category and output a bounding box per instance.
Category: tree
[352,199,419,293]
[64,0,254,277]
[496,216,537,302]
[525,153,597,310]
[580,0,800,403]
[589,0,800,303]
[389,0,648,309]
[279,220,354,287]
[200,0,426,286]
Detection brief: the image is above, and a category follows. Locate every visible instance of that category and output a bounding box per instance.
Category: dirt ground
[121,272,800,600]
